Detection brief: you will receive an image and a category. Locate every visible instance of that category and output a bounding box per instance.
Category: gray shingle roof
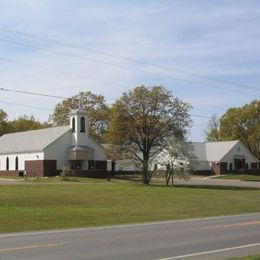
[192,140,239,162]
[0,125,70,154]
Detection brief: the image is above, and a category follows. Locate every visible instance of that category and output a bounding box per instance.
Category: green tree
[9,115,49,133]
[107,85,192,185]
[0,108,10,136]
[219,100,260,159]
[204,114,222,141]
[51,91,109,142]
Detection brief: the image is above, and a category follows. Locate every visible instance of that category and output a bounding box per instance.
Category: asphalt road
[175,177,260,189]
[0,213,259,260]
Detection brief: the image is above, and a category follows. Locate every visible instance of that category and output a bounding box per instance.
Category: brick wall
[25,160,57,177]
[0,170,19,176]
[211,162,227,175]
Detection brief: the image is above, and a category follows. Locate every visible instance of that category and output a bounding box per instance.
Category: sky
[0,0,259,141]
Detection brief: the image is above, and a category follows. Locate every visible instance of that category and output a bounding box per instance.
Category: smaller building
[192,140,258,175]
[0,108,107,177]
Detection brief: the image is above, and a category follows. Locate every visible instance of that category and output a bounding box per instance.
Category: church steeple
[70,107,88,145]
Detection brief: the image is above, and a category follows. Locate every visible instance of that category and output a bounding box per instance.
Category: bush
[60,166,71,181]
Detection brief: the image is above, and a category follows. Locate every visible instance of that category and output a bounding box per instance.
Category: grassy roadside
[213,174,260,181]
[0,178,259,233]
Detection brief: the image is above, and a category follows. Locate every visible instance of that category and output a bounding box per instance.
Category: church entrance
[234,158,245,170]
[71,160,82,170]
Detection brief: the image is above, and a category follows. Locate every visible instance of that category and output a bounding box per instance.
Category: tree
[219,100,260,159]
[107,85,192,185]
[204,114,222,141]
[0,109,10,137]
[50,91,109,142]
[0,109,7,122]
[9,115,49,133]
[152,138,193,186]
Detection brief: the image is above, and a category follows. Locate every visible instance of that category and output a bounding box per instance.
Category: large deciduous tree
[50,91,109,142]
[219,100,260,159]
[107,85,192,185]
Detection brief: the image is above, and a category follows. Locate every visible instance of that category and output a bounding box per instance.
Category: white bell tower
[70,107,88,146]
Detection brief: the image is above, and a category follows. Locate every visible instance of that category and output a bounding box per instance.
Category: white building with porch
[0,108,107,177]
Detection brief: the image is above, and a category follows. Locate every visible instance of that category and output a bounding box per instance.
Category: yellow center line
[0,243,58,253]
[202,221,260,230]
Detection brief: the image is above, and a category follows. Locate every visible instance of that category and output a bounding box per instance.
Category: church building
[0,108,107,177]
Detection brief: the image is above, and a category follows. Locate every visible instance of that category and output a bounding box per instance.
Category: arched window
[72,117,75,132]
[6,157,9,171]
[15,156,19,170]
[80,117,85,132]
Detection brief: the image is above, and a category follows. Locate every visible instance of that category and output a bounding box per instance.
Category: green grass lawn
[214,174,260,181]
[0,177,259,233]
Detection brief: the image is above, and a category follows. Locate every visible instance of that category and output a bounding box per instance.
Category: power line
[0,88,212,119]
[0,87,66,99]
[0,54,256,98]
[0,57,126,89]
[190,114,212,119]
[1,27,259,92]
[0,99,52,111]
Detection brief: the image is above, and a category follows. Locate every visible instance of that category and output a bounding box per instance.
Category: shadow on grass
[113,175,142,182]
[174,184,259,191]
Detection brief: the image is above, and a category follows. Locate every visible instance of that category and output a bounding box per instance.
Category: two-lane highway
[0,213,259,259]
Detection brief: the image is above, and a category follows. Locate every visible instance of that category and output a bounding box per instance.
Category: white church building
[0,108,107,177]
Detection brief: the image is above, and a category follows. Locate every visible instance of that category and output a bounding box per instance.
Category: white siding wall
[0,152,44,171]
[115,159,140,171]
[70,113,89,146]
[192,160,211,171]
[44,130,72,170]
[88,138,106,161]
[221,141,257,168]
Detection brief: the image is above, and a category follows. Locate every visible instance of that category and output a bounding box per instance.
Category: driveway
[175,176,260,189]
[0,178,24,185]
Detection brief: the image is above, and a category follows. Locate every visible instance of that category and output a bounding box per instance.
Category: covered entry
[234,157,246,170]
[67,145,94,170]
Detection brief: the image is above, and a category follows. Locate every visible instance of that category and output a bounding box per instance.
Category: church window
[6,157,9,171]
[80,117,85,132]
[72,117,75,132]
[15,156,19,170]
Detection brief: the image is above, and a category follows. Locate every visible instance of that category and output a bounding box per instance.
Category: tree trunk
[142,159,150,185]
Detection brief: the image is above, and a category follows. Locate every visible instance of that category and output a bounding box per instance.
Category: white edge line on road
[157,242,260,260]
[0,212,259,239]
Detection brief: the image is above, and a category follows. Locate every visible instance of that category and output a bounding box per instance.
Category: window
[15,156,19,170]
[80,117,85,132]
[72,117,75,132]
[6,157,9,171]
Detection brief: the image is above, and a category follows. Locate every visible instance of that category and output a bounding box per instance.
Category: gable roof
[192,140,240,162]
[205,140,239,161]
[0,125,71,154]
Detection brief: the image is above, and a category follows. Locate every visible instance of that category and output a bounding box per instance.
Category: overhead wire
[0,98,52,111]
[0,56,126,89]
[0,87,212,119]
[0,37,258,97]
[1,27,259,92]
[1,28,253,120]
